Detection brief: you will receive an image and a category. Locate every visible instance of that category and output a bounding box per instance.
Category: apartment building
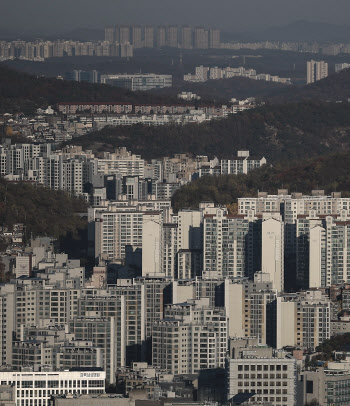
[78,282,152,369]
[220,151,267,175]
[69,317,116,383]
[335,63,350,73]
[94,209,143,261]
[303,365,350,405]
[296,211,350,289]
[0,40,133,60]
[152,299,228,374]
[144,26,154,48]
[307,60,328,83]
[276,290,331,351]
[100,74,172,91]
[0,284,16,365]
[194,28,209,49]
[97,149,145,178]
[162,223,178,278]
[198,151,266,177]
[181,26,192,49]
[262,215,284,292]
[57,102,133,114]
[225,274,277,345]
[167,26,178,48]
[203,208,261,279]
[142,212,164,277]
[209,29,220,49]
[131,26,143,48]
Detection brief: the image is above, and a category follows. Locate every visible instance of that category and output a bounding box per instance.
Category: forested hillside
[0,65,181,114]
[67,101,350,161]
[270,67,350,103]
[171,151,350,212]
[0,179,87,242]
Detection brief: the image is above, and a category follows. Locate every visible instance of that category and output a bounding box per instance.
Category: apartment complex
[104,25,220,49]
[238,191,350,290]
[100,74,172,91]
[0,40,133,60]
[184,65,291,84]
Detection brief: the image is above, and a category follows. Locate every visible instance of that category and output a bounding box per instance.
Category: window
[306,381,314,394]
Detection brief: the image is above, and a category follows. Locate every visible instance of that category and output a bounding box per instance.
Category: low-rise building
[226,354,297,406]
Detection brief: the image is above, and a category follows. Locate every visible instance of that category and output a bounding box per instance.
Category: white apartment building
[203,208,260,279]
[296,211,350,289]
[220,150,266,175]
[238,191,350,220]
[224,274,277,344]
[276,290,330,351]
[94,209,143,261]
[142,211,163,277]
[162,223,178,278]
[152,299,228,374]
[307,60,328,83]
[198,151,266,177]
[0,284,16,366]
[226,356,297,406]
[262,216,284,292]
[97,150,144,178]
[0,369,105,406]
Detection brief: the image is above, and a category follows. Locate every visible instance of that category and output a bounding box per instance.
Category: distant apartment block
[194,27,209,49]
[184,65,291,84]
[199,150,266,177]
[100,74,172,91]
[335,63,350,73]
[0,40,133,60]
[104,25,220,49]
[57,102,133,114]
[64,70,100,83]
[307,60,328,84]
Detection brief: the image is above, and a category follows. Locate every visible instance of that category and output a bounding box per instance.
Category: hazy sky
[1,0,350,33]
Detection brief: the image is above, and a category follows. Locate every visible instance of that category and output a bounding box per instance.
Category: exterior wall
[0,370,105,406]
[142,212,163,277]
[226,358,297,406]
[276,298,296,349]
[309,225,326,288]
[262,217,284,292]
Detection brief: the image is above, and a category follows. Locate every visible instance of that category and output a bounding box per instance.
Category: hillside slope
[270,68,350,103]
[0,179,87,239]
[171,151,350,212]
[0,65,180,114]
[68,101,350,161]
